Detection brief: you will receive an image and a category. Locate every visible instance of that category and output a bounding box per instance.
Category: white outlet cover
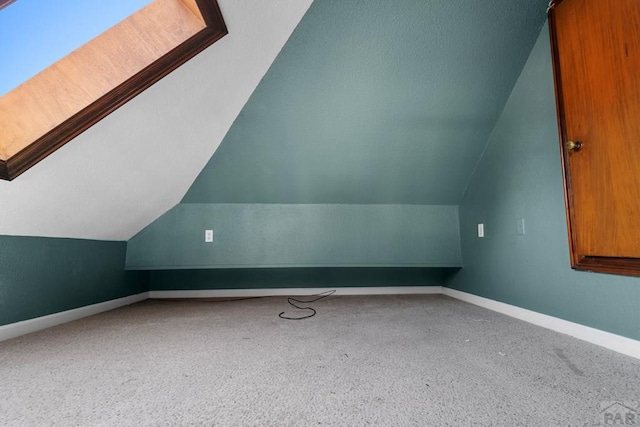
[205,229,214,242]
[517,218,526,235]
[477,223,485,238]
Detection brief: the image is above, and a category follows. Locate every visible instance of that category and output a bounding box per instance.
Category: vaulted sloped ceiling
[0,0,550,242]
[183,0,549,204]
[0,0,313,241]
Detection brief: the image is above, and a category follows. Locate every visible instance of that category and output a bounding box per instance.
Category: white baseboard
[0,292,149,343]
[442,288,640,360]
[2,286,638,361]
[149,286,443,299]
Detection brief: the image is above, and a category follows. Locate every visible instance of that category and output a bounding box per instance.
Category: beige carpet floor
[1,294,639,426]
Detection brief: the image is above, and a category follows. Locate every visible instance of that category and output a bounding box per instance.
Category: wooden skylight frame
[0,0,227,180]
[0,0,17,12]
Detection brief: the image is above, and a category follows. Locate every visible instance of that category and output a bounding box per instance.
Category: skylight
[0,0,227,180]
[0,0,154,97]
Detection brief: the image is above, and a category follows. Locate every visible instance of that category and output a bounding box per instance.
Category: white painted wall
[0,0,313,241]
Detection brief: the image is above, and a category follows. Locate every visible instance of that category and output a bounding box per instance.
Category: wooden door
[549,0,640,275]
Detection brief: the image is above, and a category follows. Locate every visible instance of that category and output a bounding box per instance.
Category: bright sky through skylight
[0,0,153,97]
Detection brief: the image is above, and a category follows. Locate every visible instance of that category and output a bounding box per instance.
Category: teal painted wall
[126,204,461,269]
[445,24,640,340]
[0,235,148,326]
[183,0,548,205]
[150,268,452,291]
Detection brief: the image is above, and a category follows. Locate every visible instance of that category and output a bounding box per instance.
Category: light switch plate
[477,223,485,238]
[517,218,525,235]
[205,229,214,243]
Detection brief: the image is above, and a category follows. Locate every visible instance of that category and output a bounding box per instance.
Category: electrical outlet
[517,218,525,235]
[477,223,485,238]
[205,229,214,243]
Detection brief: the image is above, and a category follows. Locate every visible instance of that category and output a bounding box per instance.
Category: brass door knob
[565,140,582,151]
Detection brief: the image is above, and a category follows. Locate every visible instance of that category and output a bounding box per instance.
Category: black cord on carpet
[198,290,337,320]
[278,290,336,320]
